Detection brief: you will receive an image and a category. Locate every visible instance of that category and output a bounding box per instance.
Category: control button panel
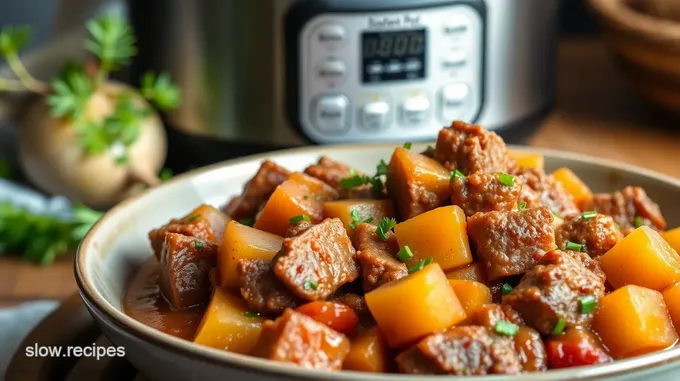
[299,4,483,143]
[313,94,350,133]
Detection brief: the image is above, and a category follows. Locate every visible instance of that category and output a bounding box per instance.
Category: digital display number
[362,29,427,83]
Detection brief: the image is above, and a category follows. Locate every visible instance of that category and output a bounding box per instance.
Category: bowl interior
[77,143,680,380]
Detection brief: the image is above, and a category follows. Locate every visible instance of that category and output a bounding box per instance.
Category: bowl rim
[589,0,680,42]
[76,141,680,380]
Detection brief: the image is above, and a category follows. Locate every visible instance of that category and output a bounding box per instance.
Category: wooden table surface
[2,37,680,307]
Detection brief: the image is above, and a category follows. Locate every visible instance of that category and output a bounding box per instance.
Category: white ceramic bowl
[76,143,680,381]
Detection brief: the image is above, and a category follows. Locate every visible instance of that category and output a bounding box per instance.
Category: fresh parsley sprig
[0,202,103,266]
[47,69,94,120]
[141,71,181,111]
[85,15,137,84]
[0,25,48,93]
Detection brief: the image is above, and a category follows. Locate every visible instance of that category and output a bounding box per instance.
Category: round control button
[443,50,467,68]
[440,83,470,122]
[312,94,350,133]
[317,58,347,86]
[443,14,470,34]
[401,95,430,127]
[361,101,391,130]
[315,24,347,50]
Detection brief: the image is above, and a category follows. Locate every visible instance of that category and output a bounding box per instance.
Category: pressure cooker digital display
[361,29,427,83]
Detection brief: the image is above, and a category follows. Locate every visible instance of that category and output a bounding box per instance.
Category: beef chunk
[148,204,229,260]
[272,218,359,300]
[285,220,314,237]
[224,160,290,220]
[584,186,666,235]
[561,250,606,283]
[433,121,512,174]
[237,259,300,315]
[331,293,370,318]
[555,214,623,257]
[451,172,523,217]
[159,233,217,310]
[467,304,525,328]
[304,156,374,199]
[251,309,350,370]
[514,167,579,217]
[503,250,606,335]
[467,208,556,280]
[354,222,407,291]
[396,326,522,375]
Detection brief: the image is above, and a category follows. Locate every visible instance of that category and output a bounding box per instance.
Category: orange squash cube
[323,199,395,240]
[593,285,677,359]
[365,263,466,348]
[445,262,488,283]
[394,205,473,271]
[343,326,390,373]
[662,227,680,254]
[598,226,680,290]
[552,167,593,208]
[662,282,680,332]
[449,280,492,317]
[509,152,544,170]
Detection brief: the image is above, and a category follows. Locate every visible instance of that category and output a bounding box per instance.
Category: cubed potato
[445,262,487,283]
[663,227,680,254]
[552,167,593,208]
[598,226,680,290]
[343,326,390,373]
[394,205,473,272]
[365,263,466,348]
[193,288,266,354]
[593,285,677,359]
[218,220,283,291]
[323,199,395,240]
[449,280,492,319]
[386,147,451,219]
[510,152,544,170]
[662,282,680,332]
[253,172,338,236]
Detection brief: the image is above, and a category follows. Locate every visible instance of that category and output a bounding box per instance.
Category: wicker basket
[589,0,680,112]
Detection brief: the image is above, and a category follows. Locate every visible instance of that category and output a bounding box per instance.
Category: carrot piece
[295,301,359,335]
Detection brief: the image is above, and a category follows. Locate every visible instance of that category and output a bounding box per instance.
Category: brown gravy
[122,258,204,341]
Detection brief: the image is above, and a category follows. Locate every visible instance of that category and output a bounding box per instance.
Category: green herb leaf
[194,240,204,250]
[376,217,397,241]
[159,168,173,182]
[289,214,311,224]
[304,280,319,290]
[494,321,519,336]
[408,257,433,274]
[239,217,254,227]
[397,246,414,262]
[376,160,388,176]
[518,202,527,211]
[85,15,137,73]
[579,295,596,314]
[47,69,94,120]
[303,195,309,200]
[339,173,370,189]
[566,240,584,252]
[424,145,435,156]
[315,195,324,202]
[0,25,31,57]
[501,283,513,295]
[187,214,200,223]
[140,71,181,111]
[499,172,515,187]
[633,216,644,228]
[349,209,374,230]
[244,311,260,318]
[582,211,598,220]
[403,142,412,149]
[552,317,566,335]
[451,169,465,180]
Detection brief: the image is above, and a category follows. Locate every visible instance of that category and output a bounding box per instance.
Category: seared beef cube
[515,167,579,217]
[159,233,217,310]
[331,293,370,318]
[467,208,556,280]
[467,304,525,328]
[148,204,229,260]
[433,121,512,174]
[224,160,290,220]
[396,326,521,375]
[251,309,350,370]
[555,214,623,257]
[354,223,407,291]
[272,218,359,300]
[451,172,523,217]
[237,259,300,315]
[304,156,374,199]
[584,186,666,235]
[561,250,606,283]
[285,220,314,237]
[386,147,451,219]
[503,250,606,335]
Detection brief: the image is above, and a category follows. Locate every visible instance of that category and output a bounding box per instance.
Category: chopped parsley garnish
[316,195,324,202]
[518,202,527,211]
[552,317,566,335]
[501,283,513,295]
[566,240,584,252]
[498,173,515,187]
[304,280,319,290]
[239,217,254,227]
[376,217,397,241]
[244,311,260,318]
[349,209,373,229]
[340,173,371,189]
[579,295,596,314]
[397,246,414,262]
[376,160,388,176]
[494,321,519,336]
[303,195,309,200]
[582,210,598,220]
[634,216,644,228]
[194,241,203,250]
[451,169,465,180]
[289,214,311,224]
[187,214,200,223]
[403,142,412,149]
[408,258,433,274]
[424,145,435,156]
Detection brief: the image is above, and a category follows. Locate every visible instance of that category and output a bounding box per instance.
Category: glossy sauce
[122,258,204,341]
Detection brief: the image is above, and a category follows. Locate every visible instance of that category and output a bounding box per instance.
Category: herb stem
[4,53,48,93]
[0,77,27,91]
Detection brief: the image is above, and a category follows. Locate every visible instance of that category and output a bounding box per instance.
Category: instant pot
[128,0,559,164]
